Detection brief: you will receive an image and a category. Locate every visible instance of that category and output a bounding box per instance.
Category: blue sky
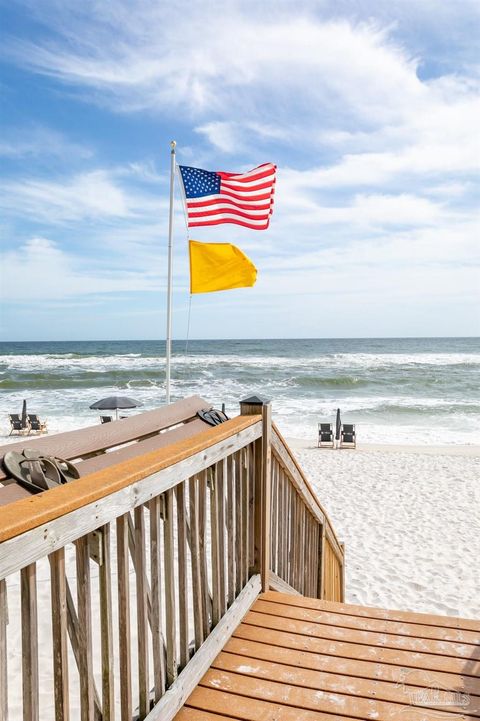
[1,0,479,341]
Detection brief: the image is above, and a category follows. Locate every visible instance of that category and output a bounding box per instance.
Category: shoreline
[287,437,480,456]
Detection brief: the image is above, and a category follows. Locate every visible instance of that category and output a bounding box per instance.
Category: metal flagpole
[165,140,176,405]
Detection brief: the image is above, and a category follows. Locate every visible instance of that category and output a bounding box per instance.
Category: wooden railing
[270,423,345,601]
[0,397,344,721]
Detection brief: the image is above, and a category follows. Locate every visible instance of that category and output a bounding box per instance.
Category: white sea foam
[1,351,479,372]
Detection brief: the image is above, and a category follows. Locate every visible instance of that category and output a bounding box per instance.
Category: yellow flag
[189,240,257,294]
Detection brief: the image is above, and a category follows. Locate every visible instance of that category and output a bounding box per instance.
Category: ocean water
[0,337,479,445]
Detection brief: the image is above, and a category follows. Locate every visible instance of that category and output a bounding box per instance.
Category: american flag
[178,163,276,230]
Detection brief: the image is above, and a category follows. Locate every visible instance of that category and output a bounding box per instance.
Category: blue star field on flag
[179,166,221,198]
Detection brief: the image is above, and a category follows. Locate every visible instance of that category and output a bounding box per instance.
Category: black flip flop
[197,408,230,427]
[3,450,62,494]
[22,449,80,483]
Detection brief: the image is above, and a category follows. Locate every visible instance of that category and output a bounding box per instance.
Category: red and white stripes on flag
[178,162,276,230]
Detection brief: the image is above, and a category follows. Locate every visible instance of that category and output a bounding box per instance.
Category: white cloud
[0,169,165,223]
[195,120,290,154]
[0,125,92,160]
[195,122,239,154]
[273,188,447,229]
[2,9,421,119]
[0,237,160,300]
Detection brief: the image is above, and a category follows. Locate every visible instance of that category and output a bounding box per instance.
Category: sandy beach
[289,439,480,619]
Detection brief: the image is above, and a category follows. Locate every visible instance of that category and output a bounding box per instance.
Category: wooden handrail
[0,415,261,544]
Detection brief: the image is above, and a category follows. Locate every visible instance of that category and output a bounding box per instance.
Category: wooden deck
[176,590,480,721]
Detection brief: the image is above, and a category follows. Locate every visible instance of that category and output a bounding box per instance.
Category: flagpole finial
[170,140,176,152]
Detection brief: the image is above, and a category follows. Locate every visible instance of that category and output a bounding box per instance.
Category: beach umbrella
[21,399,28,430]
[89,396,142,420]
[335,408,341,443]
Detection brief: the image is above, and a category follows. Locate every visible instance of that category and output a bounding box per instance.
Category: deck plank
[199,668,476,721]
[257,596,480,645]
[235,622,478,676]
[261,590,480,632]
[185,686,365,720]
[177,710,243,721]
[223,636,480,697]
[250,603,480,658]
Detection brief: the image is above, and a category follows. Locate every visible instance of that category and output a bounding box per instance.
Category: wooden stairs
[176,590,480,721]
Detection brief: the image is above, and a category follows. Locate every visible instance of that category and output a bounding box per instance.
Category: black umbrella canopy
[335,408,341,441]
[89,396,142,410]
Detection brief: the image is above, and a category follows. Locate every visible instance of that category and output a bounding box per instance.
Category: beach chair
[318,422,334,448]
[100,415,113,424]
[340,423,356,448]
[8,414,27,436]
[27,414,48,434]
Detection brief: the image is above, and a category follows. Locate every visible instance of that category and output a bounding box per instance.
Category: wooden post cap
[240,394,271,408]
[240,395,271,416]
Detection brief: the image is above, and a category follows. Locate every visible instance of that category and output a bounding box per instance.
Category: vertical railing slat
[311,521,317,598]
[308,517,314,597]
[117,514,132,721]
[284,468,289,581]
[248,445,255,574]
[313,518,318,598]
[149,496,166,700]
[134,506,149,719]
[189,475,203,649]
[299,502,304,593]
[0,579,7,721]
[99,524,114,721]
[21,563,39,721]
[76,537,94,721]
[241,447,250,588]
[163,488,177,685]
[218,460,227,617]
[296,495,303,593]
[210,466,221,627]
[175,484,189,670]
[50,548,69,721]
[285,482,290,587]
[314,520,320,598]
[198,471,210,638]
[234,452,243,596]
[319,521,326,599]
[276,466,283,580]
[226,456,235,606]
[300,503,309,596]
[260,403,272,592]
[253,437,262,578]
[279,467,286,580]
[271,460,278,576]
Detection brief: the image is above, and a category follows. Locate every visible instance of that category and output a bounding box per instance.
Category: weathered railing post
[0,579,7,721]
[240,395,272,592]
